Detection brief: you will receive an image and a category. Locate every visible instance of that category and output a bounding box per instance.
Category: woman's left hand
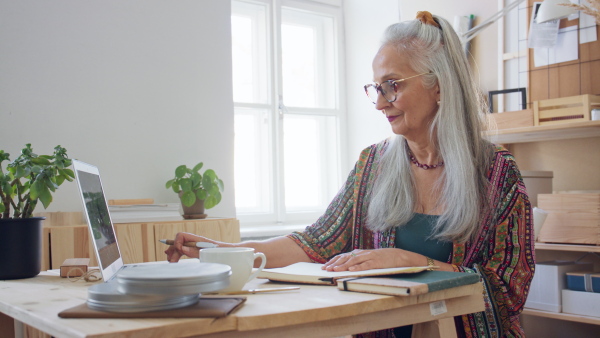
[322,248,422,272]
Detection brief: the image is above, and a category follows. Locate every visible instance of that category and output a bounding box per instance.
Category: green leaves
[180,191,196,207]
[196,189,207,201]
[0,144,73,219]
[165,162,224,210]
[30,157,51,165]
[192,162,204,173]
[175,165,187,179]
[38,184,53,209]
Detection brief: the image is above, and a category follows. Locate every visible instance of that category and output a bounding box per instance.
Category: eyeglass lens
[365,81,396,104]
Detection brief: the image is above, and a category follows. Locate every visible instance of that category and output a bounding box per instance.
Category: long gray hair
[366,14,494,243]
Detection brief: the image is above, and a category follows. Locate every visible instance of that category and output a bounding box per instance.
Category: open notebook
[257,262,432,285]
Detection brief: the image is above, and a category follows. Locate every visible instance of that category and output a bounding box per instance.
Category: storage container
[538,193,600,245]
[489,109,534,130]
[525,261,592,312]
[534,94,600,126]
[566,271,600,293]
[562,289,600,317]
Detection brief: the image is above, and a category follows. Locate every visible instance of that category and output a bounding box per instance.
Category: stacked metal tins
[87,262,231,313]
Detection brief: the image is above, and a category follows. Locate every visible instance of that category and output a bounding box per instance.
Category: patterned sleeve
[286,163,358,263]
[454,149,535,337]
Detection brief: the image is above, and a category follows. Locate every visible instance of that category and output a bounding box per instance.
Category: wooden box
[537,193,600,245]
[489,109,534,130]
[60,258,90,278]
[534,94,600,126]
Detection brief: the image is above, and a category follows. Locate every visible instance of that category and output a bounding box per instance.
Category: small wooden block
[60,258,90,278]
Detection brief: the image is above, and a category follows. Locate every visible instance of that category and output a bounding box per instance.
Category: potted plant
[165,162,224,219]
[0,144,74,279]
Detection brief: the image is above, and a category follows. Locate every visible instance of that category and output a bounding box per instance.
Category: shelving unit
[487,120,600,144]
[535,242,600,253]
[490,120,600,334]
[530,242,600,325]
[522,309,600,326]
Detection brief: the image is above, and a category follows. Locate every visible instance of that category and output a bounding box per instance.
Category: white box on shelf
[562,289,600,317]
[525,261,593,312]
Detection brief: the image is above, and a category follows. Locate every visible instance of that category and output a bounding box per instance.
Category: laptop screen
[73,160,124,281]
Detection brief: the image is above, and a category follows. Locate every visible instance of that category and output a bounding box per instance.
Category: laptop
[72,159,140,282]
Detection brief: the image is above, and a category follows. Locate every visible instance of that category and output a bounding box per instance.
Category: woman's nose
[374,91,390,111]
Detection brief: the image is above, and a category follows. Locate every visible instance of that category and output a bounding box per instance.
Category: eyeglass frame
[364,71,431,104]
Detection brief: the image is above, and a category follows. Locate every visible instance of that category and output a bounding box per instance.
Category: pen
[158,239,218,248]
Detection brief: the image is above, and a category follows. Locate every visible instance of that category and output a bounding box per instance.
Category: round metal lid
[87,282,200,313]
[116,262,231,283]
[118,277,230,296]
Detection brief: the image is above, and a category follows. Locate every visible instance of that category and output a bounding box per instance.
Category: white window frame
[232,0,347,229]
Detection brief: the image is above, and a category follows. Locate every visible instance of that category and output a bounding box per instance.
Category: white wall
[0,0,236,218]
[343,0,499,169]
[343,0,400,169]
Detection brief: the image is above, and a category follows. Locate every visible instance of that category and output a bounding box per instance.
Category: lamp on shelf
[535,0,578,23]
[461,0,526,43]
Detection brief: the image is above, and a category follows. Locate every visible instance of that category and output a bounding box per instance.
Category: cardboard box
[525,261,592,312]
[534,94,600,126]
[538,193,600,245]
[566,271,600,293]
[562,289,600,317]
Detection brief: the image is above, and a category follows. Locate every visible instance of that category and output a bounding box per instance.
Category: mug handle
[247,252,267,283]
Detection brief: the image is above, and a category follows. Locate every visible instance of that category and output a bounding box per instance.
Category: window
[231,0,344,226]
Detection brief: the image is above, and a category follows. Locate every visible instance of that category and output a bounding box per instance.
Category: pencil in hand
[158,239,218,248]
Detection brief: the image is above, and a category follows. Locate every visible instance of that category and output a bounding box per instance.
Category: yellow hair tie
[416,11,440,29]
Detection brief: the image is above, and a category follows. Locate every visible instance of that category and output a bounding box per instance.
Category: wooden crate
[534,94,600,126]
[538,193,600,245]
[489,109,534,130]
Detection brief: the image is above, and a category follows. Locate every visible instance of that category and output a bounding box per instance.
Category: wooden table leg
[412,317,457,338]
[0,312,15,338]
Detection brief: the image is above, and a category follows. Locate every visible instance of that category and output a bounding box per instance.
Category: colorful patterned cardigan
[288,140,535,337]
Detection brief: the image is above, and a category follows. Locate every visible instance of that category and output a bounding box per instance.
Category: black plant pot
[0,217,44,280]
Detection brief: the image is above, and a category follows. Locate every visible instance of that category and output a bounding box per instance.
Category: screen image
[77,170,120,270]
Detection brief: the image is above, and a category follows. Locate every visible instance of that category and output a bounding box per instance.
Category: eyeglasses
[364,72,430,104]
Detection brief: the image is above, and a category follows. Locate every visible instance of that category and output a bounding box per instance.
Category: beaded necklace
[406,145,444,170]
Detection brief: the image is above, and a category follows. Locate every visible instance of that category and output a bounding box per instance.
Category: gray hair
[366,14,493,243]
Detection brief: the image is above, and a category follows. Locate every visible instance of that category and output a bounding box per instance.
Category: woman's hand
[322,248,427,272]
[164,232,222,262]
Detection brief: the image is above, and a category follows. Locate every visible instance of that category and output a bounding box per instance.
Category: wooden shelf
[486,120,600,144]
[535,242,600,253]
[522,309,600,325]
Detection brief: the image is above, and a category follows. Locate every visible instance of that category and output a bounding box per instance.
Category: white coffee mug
[199,247,267,292]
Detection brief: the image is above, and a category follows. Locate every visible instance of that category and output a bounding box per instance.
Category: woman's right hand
[165,232,220,262]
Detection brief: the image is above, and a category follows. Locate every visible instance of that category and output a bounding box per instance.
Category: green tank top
[394,213,453,263]
[393,213,453,337]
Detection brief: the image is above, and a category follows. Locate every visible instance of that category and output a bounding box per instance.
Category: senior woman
[166,11,535,337]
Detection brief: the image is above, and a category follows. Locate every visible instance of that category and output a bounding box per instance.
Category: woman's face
[371,45,440,140]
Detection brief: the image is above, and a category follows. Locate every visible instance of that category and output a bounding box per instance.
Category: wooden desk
[0,269,484,338]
